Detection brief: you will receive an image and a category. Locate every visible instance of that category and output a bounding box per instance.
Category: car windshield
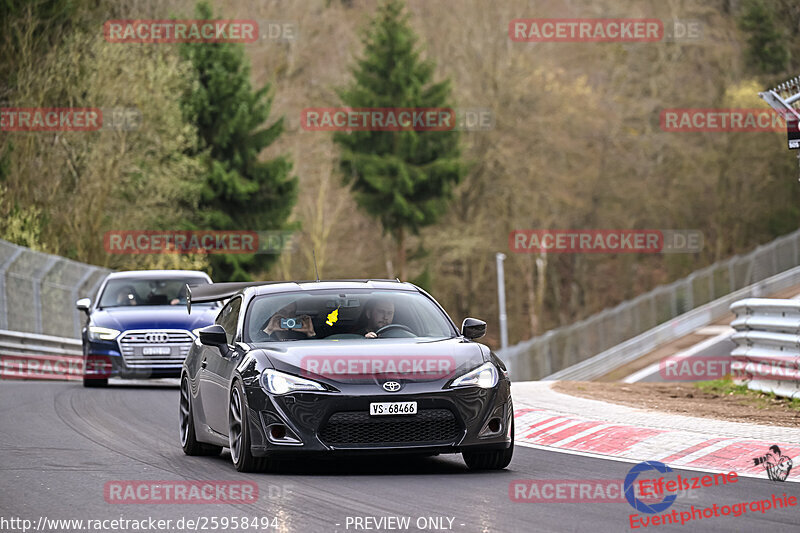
[244,289,457,342]
[98,277,210,308]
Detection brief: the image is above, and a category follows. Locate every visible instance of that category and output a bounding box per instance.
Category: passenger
[115,285,139,306]
[263,301,316,340]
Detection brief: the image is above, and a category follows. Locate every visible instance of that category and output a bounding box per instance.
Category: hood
[250,337,487,384]
[90,305,218,332]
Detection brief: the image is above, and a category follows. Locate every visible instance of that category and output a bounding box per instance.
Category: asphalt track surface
[1,380,798,533]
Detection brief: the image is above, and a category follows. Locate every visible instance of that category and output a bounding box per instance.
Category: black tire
[229,380,272,472]
[83,377,108,388]
[82,353,109,387]
[462,421,514,470]
[180,376,222,456]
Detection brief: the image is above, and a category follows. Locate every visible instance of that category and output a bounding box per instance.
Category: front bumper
[243,380,513,457]
[83,337,185,379]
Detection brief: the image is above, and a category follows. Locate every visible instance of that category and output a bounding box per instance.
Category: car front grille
[118,330,193,368]
[319,409,459,446]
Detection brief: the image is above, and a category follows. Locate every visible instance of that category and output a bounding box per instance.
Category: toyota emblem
[144,332,169,343]
[382,381,401,392]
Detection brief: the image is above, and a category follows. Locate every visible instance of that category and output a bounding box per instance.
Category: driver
[357,298,395,338]
[114,285,138,306]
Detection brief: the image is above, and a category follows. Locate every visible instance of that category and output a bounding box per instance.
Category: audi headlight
[260,369,327,395]
[449,362,499,389]
[88,326,120,341]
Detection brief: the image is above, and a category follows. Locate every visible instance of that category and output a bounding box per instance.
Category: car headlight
[449,362,499,389]
[260,369,327,395]
[192,327,204,339]
[88,326,120,341]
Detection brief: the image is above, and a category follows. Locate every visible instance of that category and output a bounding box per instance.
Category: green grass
[695,377,800,411]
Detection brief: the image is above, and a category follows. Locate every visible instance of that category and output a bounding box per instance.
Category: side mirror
[76,298,92,315]
[461,318,487,340]
[199,325,230,356]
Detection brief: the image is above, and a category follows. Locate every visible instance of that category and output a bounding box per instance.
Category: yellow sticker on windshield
[325,308,339,326]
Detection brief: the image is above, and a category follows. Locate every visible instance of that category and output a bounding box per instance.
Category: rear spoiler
[186,278,410,313]
[186,281,270,314]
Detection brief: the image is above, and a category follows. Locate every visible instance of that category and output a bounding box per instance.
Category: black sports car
[179,279,513,472]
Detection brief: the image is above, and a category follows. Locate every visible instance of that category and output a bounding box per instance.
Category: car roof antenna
[312,248,320,282]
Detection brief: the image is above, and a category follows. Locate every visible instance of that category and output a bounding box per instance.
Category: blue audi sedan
[76,270,218,387]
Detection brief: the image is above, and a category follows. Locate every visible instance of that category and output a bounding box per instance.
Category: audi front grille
[117,330,194,369]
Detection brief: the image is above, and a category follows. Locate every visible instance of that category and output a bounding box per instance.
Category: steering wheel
[375,323,415,338]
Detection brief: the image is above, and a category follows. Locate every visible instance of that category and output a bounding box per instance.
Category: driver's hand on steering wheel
[365,331,378,338]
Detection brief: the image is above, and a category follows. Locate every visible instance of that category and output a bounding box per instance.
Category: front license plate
[141,346,172,356]
[370,402,417,416]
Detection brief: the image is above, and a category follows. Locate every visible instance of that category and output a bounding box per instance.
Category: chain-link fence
[0,239,111,339]
[4,228,800,361]
[501,229,800,381]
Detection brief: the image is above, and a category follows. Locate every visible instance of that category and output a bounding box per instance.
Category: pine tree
[181,1,298,281]
[334,0,465,280]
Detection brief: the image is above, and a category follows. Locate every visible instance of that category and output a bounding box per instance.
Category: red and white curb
[512,382,800,482]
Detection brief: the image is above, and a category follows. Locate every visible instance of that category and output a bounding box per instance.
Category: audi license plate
[370,402,417,416]
[141,346,172,356]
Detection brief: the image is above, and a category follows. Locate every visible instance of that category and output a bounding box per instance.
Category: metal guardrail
[500,228,800,381]
[0,329,83,381]
[730,299,800,399]
[0,329,82,356]
[542,265,800,381]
